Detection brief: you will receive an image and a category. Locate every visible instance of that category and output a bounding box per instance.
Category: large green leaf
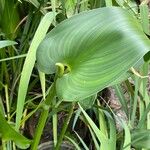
[37,7,150,101]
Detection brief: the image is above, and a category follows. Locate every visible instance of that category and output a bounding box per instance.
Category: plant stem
[125,80,134,98]
[31,83,56,149]
[131,76,139,126]
[53,98,57,146]
[2,140,6,150]
[55,102,75,150]
[4,85,10,120]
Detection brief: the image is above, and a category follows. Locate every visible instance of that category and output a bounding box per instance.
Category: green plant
[35,6,150,150]
[0,1,150,150]
[0,41,31,149]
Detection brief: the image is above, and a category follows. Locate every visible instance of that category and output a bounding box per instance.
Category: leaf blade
[37,7,150,101]
[0,40,17,49]
[15,12,56,130]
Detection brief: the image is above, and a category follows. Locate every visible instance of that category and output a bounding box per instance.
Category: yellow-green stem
[31,83,56,149]
[55,102,75,150]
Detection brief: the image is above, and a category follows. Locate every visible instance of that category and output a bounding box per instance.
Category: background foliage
[0,0,150,150]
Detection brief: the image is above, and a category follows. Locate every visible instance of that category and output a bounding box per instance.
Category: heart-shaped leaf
[37,7,150,101]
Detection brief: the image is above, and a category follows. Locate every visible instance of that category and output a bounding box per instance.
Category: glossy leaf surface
[37,7,150,101]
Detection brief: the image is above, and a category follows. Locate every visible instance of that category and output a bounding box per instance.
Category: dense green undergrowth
[0,0,150,150]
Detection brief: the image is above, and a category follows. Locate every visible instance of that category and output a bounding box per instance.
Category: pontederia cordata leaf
[37,7,150,101]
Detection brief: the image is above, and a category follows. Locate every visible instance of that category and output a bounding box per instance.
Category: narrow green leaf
[0,96,5,116]
[104,111,116,150]
[139,99,145,121]
[139,73,150,107]
[115,0,138,14]
[114,84,128,115]
[65,135,81,150]
[138,103,150,128]
[24,0,47,14]
[122,121,131,150]
[140,3,150,35]
[97,101,108,137]
[74,131,89,150]
[15,12,56,130]
[79,103,106,141]
[141,62,149,99]
[88,127,100,150]
[72,108,81,130]
[79,103,115,150]
[38,70,46,99]
[0,40,17,49]
[0,54,26,62]
[78,103,110,150]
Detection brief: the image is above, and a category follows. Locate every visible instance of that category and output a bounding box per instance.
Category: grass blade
[97,100,108,137]
[138,103,150,129]
[15,12,56,130]
[72,108,81,130]
[78,103,106,142]
[131,76,139,126]
[65,135,81,150]
[114,84,128,116]
[88,126,100,150]
[140,3,149,35]
[38,70,46,99]
[74,131,89,150]
[0,40,17,49]
[122,121,131,150]
[104,111,116,150]
[105,0,112,6]
[0,54,26,62]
